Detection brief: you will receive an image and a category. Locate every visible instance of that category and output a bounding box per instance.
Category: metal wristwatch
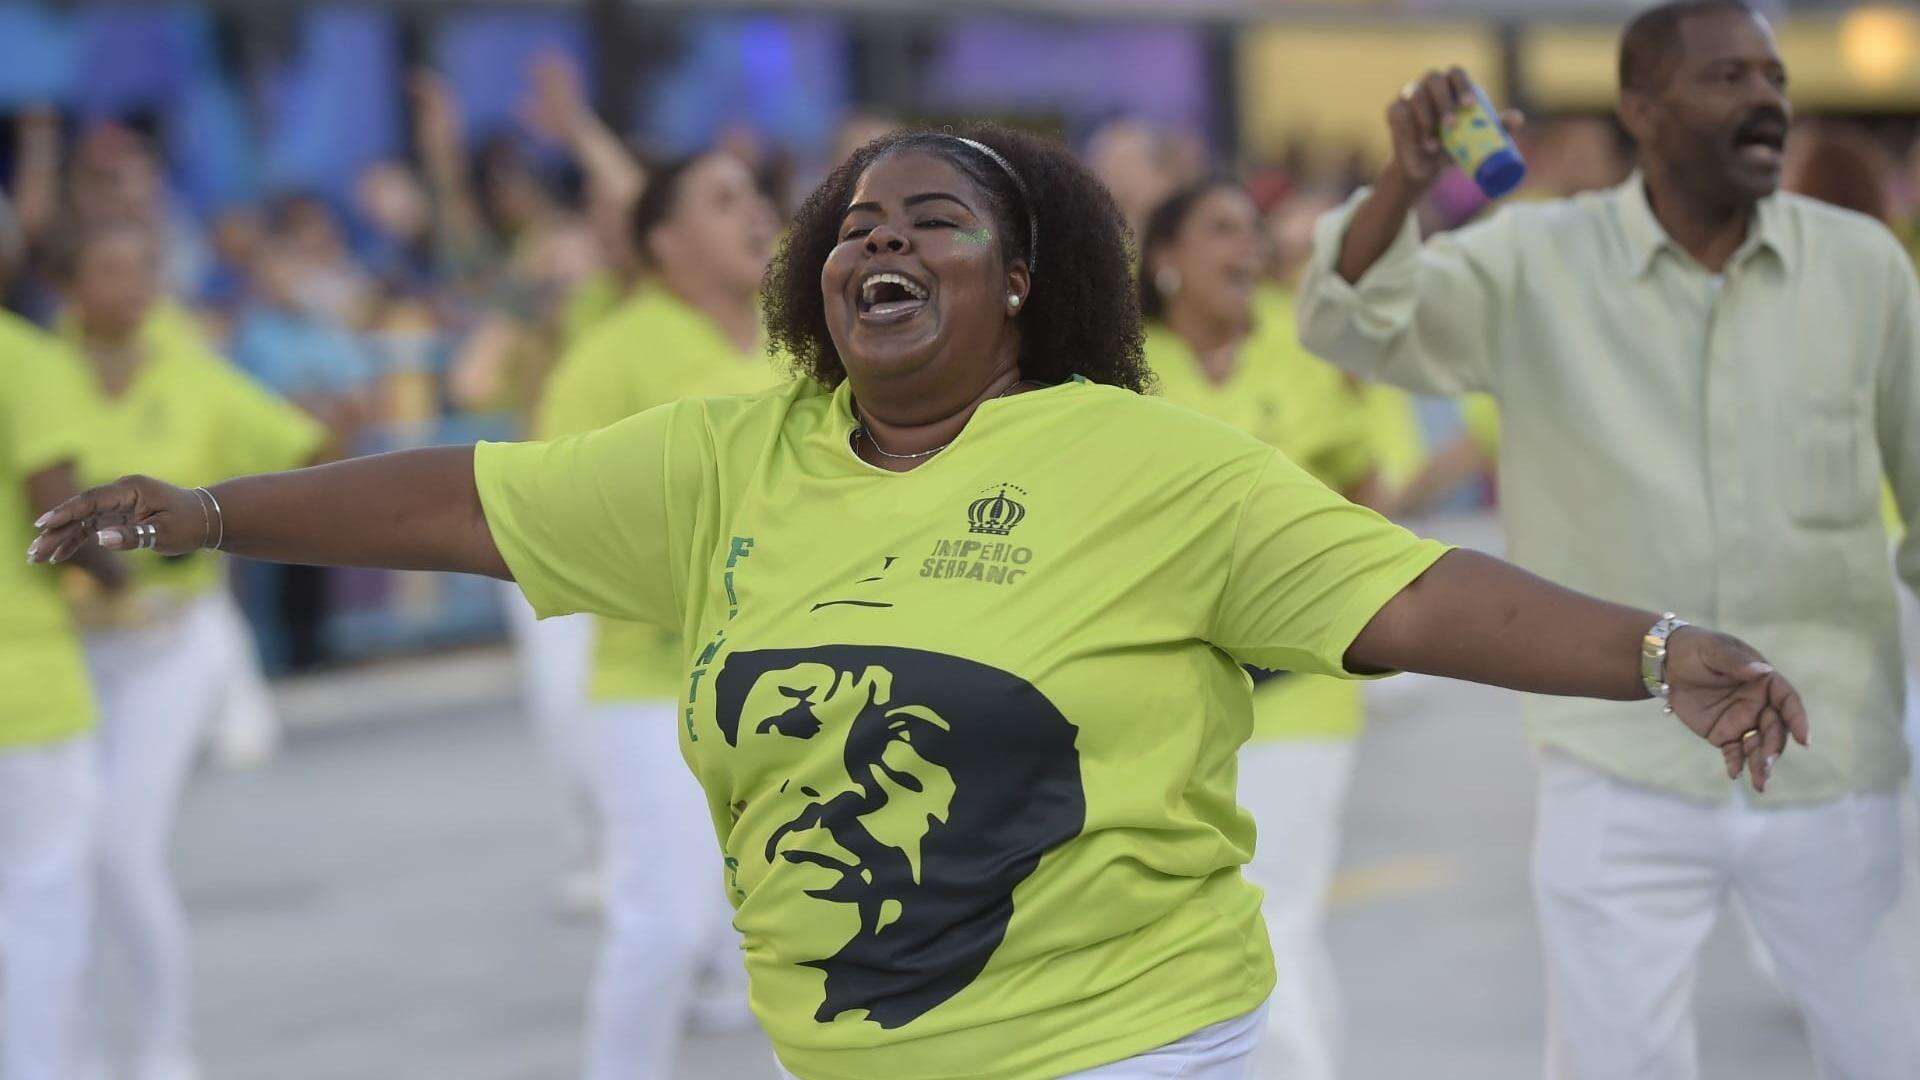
[1641,612,1691,711]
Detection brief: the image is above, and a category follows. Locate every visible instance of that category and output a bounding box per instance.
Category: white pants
[1897,579,1920,807]
[584,700,742,1080]
[1236,738,1355,1080]
[1905,674,1920,808]
[0,737,95,1080]
[83,594,245,1076]
[776,1002,1267,1080]
[499,583,599,868]
[1534,753,1920,1080]
[206,597,280,770]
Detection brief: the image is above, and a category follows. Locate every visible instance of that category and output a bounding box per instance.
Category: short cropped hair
[1619,0,1759,93]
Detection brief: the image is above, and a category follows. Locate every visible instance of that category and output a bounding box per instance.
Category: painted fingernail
[1749,663,1774,674]
[33,511,54,528]
[1765,754,1778,775]
[97,528,123,547]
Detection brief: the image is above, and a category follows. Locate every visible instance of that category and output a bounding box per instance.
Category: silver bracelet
[194,487,226,551]
[193,488,211,549]
[1641,612,1691,713]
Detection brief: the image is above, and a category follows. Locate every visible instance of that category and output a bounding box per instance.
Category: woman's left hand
[1663,628,1810,793]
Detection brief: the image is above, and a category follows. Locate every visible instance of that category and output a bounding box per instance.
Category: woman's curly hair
[764,122,1151,393]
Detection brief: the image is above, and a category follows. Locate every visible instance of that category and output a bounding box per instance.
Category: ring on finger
[1740,728,1761,745]
[133,522,158,550]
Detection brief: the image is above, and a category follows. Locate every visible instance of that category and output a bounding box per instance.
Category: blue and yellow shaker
[1441,84,1526,198]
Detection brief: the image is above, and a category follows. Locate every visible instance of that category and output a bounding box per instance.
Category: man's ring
[1741,728,1761,745]
[134,523,157,550]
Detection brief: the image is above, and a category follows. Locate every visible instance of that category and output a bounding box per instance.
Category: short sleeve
[208,359,327,478]
[1210,451,1450,677]
[1312,436,1376,493]
[475,402,697,627]
[1303,381,1378,492]
[536,340,643,440]
[7,349,96,477]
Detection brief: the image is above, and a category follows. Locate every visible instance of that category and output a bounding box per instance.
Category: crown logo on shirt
[967,483,1028,536]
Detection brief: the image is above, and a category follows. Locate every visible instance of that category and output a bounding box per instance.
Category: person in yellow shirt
[1140,177,1394,1080]
[538,149,783,1080]
[0,299,123,1080]
[1386,393,1499,520]
[37,126,1807,1080]
[53,219,327,1080]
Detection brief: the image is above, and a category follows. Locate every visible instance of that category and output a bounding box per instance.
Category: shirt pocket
[1778,395,1874,528]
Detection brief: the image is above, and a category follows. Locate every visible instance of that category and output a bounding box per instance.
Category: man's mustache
[1733,108,1788,146]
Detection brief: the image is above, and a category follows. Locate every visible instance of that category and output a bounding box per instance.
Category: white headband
[944,135,1039,278]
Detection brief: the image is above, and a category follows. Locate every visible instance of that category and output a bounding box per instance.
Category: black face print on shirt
[715,645,1085,1029]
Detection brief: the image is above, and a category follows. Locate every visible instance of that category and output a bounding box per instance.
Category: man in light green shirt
[1298,2,1920,1077]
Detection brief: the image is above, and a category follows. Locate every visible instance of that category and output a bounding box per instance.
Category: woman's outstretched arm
[1347,549,1809,792]
[26,447,510,579]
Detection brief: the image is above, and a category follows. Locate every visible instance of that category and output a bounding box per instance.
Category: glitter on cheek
[956,227,995,248]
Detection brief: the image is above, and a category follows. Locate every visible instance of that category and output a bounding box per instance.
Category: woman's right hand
[27,476,212,564]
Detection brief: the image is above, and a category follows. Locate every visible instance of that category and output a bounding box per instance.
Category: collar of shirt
[1615,172,1794,280]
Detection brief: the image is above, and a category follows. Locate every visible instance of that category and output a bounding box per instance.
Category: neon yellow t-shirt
[1461,393,1501,461]
[0,313,99,748]
[537,288,784,703]
[64,313,326,597]
[558,269,632,351]
[1363,381,1427,489]
[145,298,216,356]
[476,377,1448,1080]
[1147,291,1379,742]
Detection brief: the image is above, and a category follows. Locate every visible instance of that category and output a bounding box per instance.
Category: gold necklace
[851,378,1041,461]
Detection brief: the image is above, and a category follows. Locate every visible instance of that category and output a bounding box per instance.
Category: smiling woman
[27,123,1810,1080]
[764,126,1148,405]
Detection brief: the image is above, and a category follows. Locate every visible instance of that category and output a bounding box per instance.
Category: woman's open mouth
[858,270,931,325]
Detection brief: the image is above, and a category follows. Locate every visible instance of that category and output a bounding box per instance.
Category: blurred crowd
[11,3,1920,1076]
[7,45,1920,673]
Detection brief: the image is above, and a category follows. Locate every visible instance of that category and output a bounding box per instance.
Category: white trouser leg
[1532,754,1727,1080]
[206,592,280,770]
[1237,738,1356,1080]
[85,596,231,1078]
[0,737,95,1080]
[1731,792,1920,1080]
[583,700,731,1080]
[1905,675,1920,808]
[1897,578,1920,808]
[500,583,599,867]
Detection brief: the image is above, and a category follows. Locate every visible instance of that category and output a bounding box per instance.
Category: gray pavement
[156,514,1908,1079]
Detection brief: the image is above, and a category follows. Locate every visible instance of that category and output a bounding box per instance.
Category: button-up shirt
[1298,175,1920,803]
